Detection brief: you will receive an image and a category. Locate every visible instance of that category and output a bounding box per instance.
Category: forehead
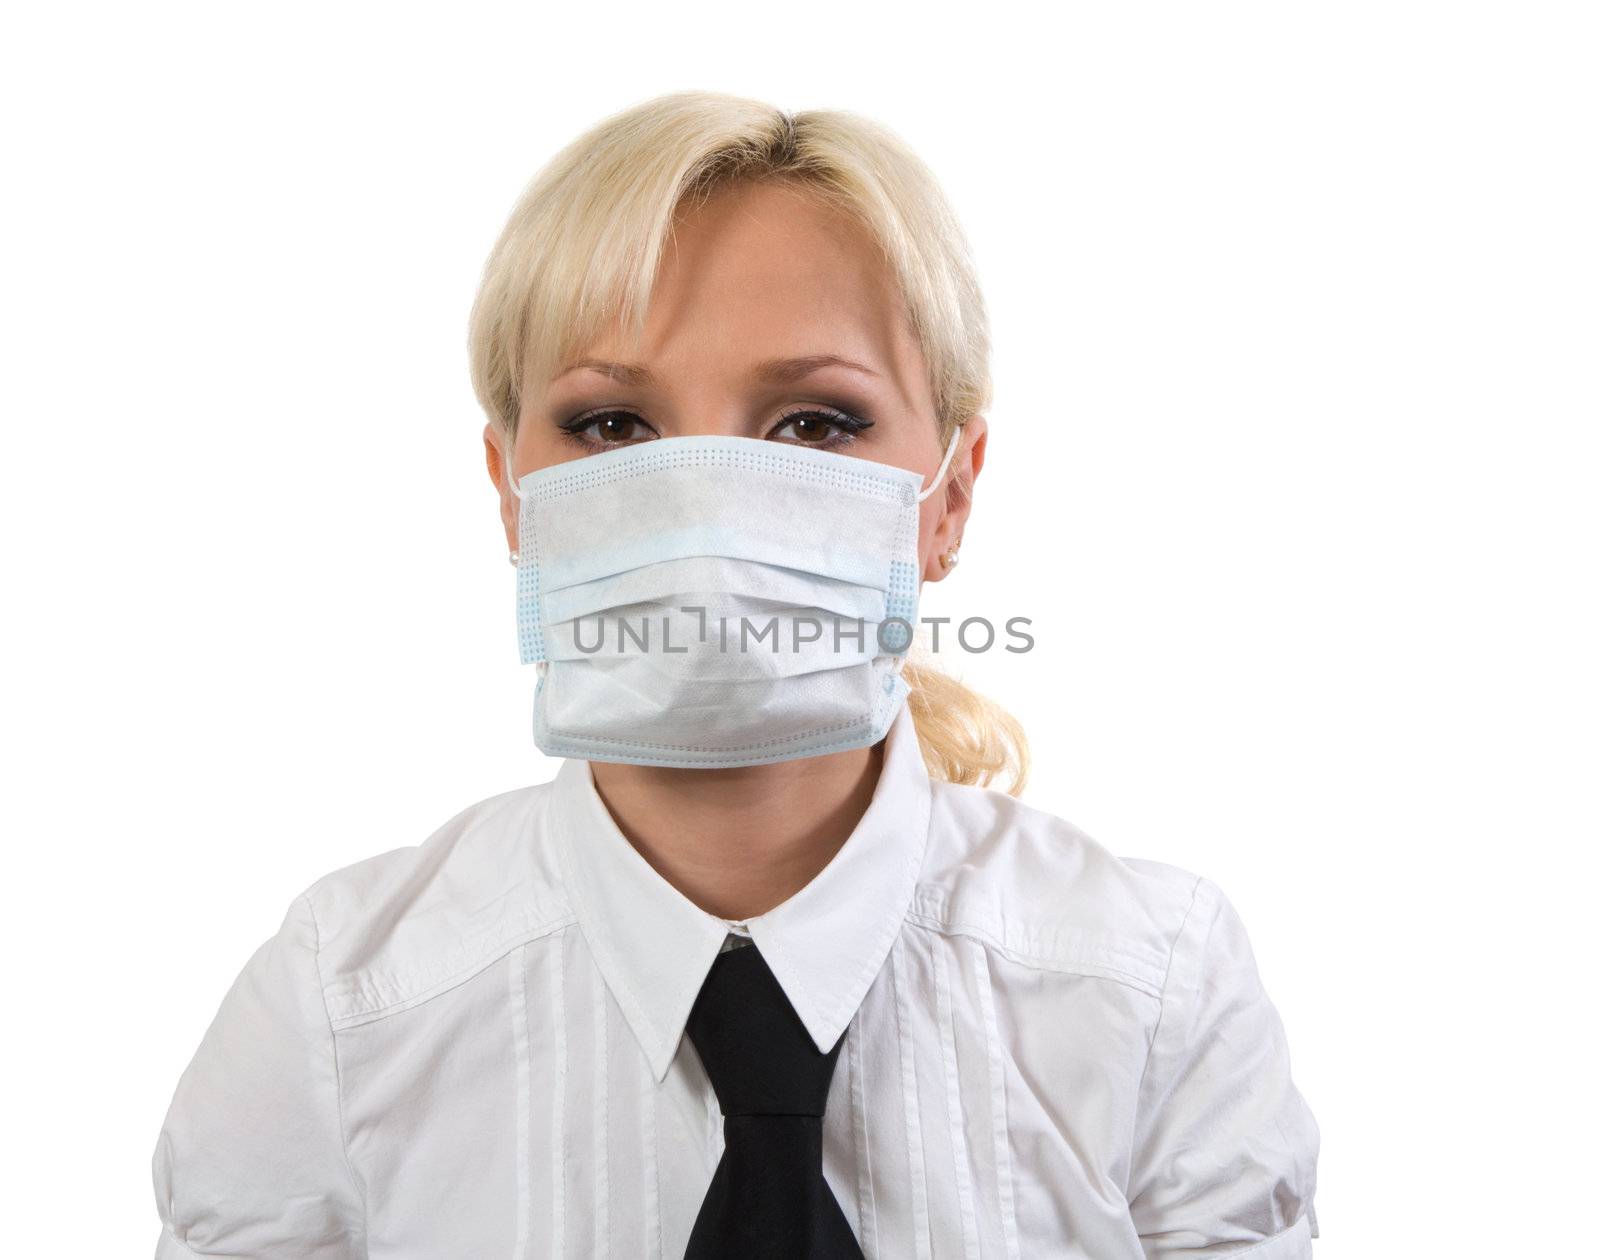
[586,180,923,389]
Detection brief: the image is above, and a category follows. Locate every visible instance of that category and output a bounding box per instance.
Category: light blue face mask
[509,427,963,768]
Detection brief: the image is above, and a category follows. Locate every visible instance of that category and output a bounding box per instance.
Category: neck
[588,742,884,922]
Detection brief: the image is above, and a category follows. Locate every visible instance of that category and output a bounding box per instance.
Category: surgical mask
[509,426,963,768]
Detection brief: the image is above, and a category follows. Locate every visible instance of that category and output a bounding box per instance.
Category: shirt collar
[547,704,933,1083]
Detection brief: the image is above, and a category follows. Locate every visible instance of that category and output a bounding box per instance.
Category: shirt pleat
[847,1008,880,1258]
[507,946,532,1260]
[640,1041,662,1260]
[548,930,568,1259]
[971,941,1022,1260]
[591,964,611,1259]
[932,941,981,1259]
[891,935,934,1260]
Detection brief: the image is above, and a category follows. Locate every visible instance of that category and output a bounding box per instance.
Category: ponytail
[904,656,1029,796]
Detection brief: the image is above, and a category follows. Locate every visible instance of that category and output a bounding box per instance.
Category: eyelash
[556,405,873,451]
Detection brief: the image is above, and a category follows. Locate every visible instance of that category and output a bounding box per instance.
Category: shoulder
[294,780,575,1029]
[913,779,1211,997]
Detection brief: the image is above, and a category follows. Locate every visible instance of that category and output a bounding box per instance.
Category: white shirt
[151,706,1321,1259]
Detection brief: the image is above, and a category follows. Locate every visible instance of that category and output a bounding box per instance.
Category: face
[484,178,986,584]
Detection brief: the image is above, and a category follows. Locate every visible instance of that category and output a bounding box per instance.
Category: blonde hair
[468,90,1028,795]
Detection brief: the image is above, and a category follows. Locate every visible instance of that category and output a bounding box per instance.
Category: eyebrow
[556,353,881,388]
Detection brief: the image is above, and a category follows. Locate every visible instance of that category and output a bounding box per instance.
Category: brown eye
[594,413,640,442]
[770,408,871,448]
[558,409,657,448]
[788,414,834,442]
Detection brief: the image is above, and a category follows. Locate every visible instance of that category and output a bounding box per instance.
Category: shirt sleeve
[151,891,366,1259]
[1127,876,1321,1259]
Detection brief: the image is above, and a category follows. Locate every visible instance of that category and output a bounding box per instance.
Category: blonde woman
[151,92,1320,1259]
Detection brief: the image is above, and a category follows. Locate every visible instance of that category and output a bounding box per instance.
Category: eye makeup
[554,403,876,453]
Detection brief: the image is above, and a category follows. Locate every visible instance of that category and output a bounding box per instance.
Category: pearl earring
[508,550,519,566]
[939,545,961,571]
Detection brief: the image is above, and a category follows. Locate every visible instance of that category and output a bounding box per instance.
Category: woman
[152,91,1320,1259]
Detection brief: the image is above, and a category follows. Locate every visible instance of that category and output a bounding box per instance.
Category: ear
[483,422,518,554]
[921,415,988,582]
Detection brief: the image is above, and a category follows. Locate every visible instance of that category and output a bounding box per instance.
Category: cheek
[511,419,579,479]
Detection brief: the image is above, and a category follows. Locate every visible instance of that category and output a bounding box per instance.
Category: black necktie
[683,940,866,1260]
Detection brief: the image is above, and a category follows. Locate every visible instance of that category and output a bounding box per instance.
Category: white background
[3,3,1595,1255]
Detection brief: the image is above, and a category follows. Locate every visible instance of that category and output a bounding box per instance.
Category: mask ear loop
[891,423,966,683]
[915,424,965,504]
